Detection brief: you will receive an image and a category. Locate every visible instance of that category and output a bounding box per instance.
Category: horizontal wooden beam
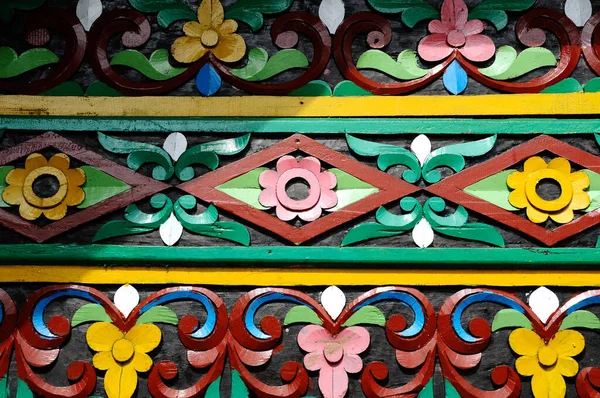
[3,93,600,117]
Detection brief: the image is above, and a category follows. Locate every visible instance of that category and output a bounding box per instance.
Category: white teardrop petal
[114,284,139,318]
[321,286,346,320]
[160,212,183,246]
[163,132,188,162]
[76,0,103,31]
[410,134,431,166]
[528,286,559,324]
[319,0,345,34]
[565,0,592,27]
[412,219,434,248]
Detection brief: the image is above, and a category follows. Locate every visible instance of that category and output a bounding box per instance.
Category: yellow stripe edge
[2,266,600,287]
[3,93,600,117]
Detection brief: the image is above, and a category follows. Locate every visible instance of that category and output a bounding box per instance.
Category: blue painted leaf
[443,60,467,95]
[196,64,222,96]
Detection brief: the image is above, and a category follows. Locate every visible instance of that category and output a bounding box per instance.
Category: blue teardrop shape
[443,60,468,95]
[196,64,221,96]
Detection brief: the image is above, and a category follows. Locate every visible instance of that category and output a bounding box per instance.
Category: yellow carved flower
[2,153,85,221]
[171,0,246,63]
[87,322,161,398]
[509,328,584,398]
[507,157,590,224]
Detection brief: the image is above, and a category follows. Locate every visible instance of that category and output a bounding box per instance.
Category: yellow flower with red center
[171,0,246,63]
[509,328,584,398]
[2,153,85,221]
[86,322,161,398]
[507,157,590,224]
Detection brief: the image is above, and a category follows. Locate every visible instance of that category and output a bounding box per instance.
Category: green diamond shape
[78,166,131,209]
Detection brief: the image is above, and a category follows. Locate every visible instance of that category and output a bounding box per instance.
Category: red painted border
[0,133,169,242]
[179,134,419,244]
[426,135,600,246]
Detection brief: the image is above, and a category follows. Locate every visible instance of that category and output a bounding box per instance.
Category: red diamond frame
[426,135,600,246]
[0,133,170,242]
[178,134,419,244]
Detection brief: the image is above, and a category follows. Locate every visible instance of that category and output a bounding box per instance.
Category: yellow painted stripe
[2,266,600,287]
[3,93,600,117]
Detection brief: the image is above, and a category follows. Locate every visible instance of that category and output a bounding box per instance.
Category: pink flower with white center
[259,156,337,222]
[417,0,495,63]
[298,325,369,398]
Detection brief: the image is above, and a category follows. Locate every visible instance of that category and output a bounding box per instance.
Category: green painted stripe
[3,117,600,134]
[1,245,600,267]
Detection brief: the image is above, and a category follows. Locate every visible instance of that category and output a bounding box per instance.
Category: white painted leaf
[412,219,434,248]
[76,0,103,31]
[411,134,431,166]
[160,212,183,246]
[528,286,559,324]
[319,0,345,34]
[565,0,592,27]
[321,286,346,320]
[163,132,188,162]
[114,284,139,318]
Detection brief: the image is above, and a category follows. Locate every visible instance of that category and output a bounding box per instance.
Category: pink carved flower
[298,325,369,398]
[417,0,495,63]
[259,156,337,222]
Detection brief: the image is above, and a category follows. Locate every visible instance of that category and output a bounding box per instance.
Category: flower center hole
[285,177,310,201]
[33,174,60,198]
[536,178,562,201]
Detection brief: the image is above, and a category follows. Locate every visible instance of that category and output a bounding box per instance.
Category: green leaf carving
[0,166,14,207]
[491,309,532,331]
[98,132,174,180]
[225,0,294,31]
[541,78,582,94]
[185,222,251,246]
[71,304,112,326]
[343,306,385,326]
[231,48,308,82]
[332,81,373,97]
[469,0,536,30]
[422,135,496,183]
[559,310,600,331]
[125,194,173,228]
[93,220,155,242]
[342,223,412,246]
[346,134,421,183]
[444,379,461,398]
[0,0,45,23]
[137,306,179,325]
[198,134,251,155]
[78,166,131,209]
[357,50,429,80]
[289,80,332,96]
[128,0,195,27]
[41,81,84,96]
[584,77,600,93]
[464,170,518,211]
[86,81,123,97]
[205,371,249,398]
[284,306,323,325]
[111,49,186,81]
[0,47,58,78]
[479,46,557,80]
[328,169,379,212]
[584,169,600,212]
[417,379,434,398]
[216,167,270,210]
[174,196,219,226]
[366,0,439,28]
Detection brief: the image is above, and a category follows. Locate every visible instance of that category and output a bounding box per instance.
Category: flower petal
[318,364,348,398]
[319,189,338,209]
[336,326,370,355]
[211,34,246,63]
[508,187,528,209]
[343,353,363,373]
[299,157,321,175]
[570,170,591,191]
[43,203,67,220]
[18,201,42,221]
[304,351,326,371]
[171,36,207,63]
[132,351,153,373]
[318,171,337,190]
[63,186,86,207]
[259,187,278,208]
[418,34,453,62]
[557,356,579,377]
[548,158,571,174]
[460,34,495,62]
[571,191,591,210]
[441,0,468,29]
[298,325,331,353]
[463,19,484,36]
[2,184,24,206]
[198,0,224,30]
[506,171,526,190]
[532,368,566,398]
[25,153,47,171]
[183,21,204,38]
[104,363,137,398]
[527,205,549,224]
[515,355,541,376]
[93,351,116,371]
[549,207,574,224]
[277,155,299,173]
[5,169,27,186]
[65,168,86,187]
[428,20,450,34]
[509,328,543,356]
[48,153,70,171]
[87,322,124,352]
[524,156,547,174]
[219,19,238,35]
[126,324,161,354]
[276,205,297,221]
[548,330,585,357]
[258,170,279,190]
[298,206,322,222]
